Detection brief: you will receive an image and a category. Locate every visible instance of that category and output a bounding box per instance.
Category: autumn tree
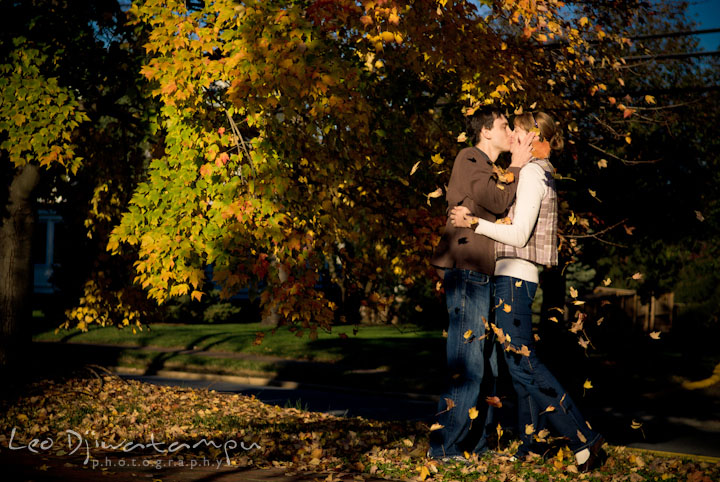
[98,0,652,338]
[0,0,159,369]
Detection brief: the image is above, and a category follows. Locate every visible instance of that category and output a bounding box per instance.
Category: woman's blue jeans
[493,275,602,455]
[429,269,498,458]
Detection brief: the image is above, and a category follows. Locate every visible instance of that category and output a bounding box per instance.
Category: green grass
[33,322,449,392]
[34,322,441,361]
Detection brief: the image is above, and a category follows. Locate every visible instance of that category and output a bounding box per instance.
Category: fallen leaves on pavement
[1,374,718,481]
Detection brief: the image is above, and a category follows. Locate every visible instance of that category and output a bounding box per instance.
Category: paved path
[121,372,720,459]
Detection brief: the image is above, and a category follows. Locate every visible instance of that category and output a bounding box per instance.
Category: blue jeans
[429,269,498,458]
[493,275,602,455]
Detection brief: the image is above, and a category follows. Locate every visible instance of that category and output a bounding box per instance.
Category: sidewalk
[1,450,399,482]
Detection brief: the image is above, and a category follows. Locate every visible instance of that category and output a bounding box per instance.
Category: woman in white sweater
[451,112,606,472]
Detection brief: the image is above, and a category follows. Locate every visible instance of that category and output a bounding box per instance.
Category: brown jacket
[431,146,520,276]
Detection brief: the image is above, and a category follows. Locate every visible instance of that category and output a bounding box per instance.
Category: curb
[110,366,441,402]
[625,446,720,464]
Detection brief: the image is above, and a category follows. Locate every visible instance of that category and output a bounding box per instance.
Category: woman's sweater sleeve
[473,163,546,248]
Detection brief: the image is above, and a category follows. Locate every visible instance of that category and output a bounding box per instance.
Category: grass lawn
[34,322,442,361]
[33,323,449,393]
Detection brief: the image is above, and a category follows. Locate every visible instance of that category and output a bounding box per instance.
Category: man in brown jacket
[428,108,534,461]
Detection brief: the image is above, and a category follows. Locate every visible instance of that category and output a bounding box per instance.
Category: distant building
[33,210,62,294]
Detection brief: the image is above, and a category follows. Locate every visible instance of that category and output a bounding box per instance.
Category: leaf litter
[0,375,718,481]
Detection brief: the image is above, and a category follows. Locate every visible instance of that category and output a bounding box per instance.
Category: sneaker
[577,436,607,473]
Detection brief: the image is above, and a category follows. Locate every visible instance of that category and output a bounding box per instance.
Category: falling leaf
[426,187,443,204]
[569,286,578,298]
[496,423,504,440]
[518,345,531,357]
[444,398,455,410]
[468,407,479,420]
[410,161,420,176]
[503,304,512,313]
[583,379,593,391]
[543,405,556,413]
[645,95,656,104]
[436,281,442,291]
[625,135,632,144]
[463,329,473,340]
[597,159,608,168]
[631,420,643,429]
[525,424,535,435]
[431,153,444,164]
[623,108,635,119]
[695,210,705,222]
[515,280,523,287]
[485,396,503,408]
[602,278,611,286]
[649,331,661,340]
[402,438,414,447]
[457,132,467,142]
[578,337,589,349]
[415,305,423,312]
[576,430,587,443]
[549,316,559,323]
[573,300,586,306]
[530,102,537,109]
[429,423,444,431]
[579,16,589,26]
[596,317,604,326]
[631,272,643,280]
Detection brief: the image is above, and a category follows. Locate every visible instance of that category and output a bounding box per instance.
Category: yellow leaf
[402,438,413,447]
[503,304,512,313]
[525,424,535,435]
[419,466,430,481]
[468,407,479,420]
[380,31,395,43]
[579,16,589,26]
[632,272,643,280]
[549,316,559,323]
[569,286,578,298]
[430,423,444,431]
[645,95,656,104]
[543,405,556,413]
[696,210,705,222]
[463,329,473,339]
[410,161,421,176]
[649,331,661,340]
[625,136,632,144]
[577,430,587,443]
[602,278,611,286]
[515,280,522,287]
[427,187,443,198]
[583,379,593,390]
[431,153,444,164]
[457,132,467,142]
[191,290,203,302]
[631,419,643,429]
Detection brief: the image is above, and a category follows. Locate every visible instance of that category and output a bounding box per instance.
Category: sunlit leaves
[0,38,88,173]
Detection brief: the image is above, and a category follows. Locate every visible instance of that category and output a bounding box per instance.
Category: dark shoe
[577,436,607,473]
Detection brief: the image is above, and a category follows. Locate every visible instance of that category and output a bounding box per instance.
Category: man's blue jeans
[429,269,497,458]
[494,275,602,455]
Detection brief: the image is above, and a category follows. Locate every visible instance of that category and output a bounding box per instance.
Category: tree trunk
[0,164,40,373]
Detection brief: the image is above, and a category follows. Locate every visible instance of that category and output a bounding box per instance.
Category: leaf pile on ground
[0,374,717,481]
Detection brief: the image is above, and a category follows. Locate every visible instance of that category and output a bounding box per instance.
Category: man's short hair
[466,107,502,144]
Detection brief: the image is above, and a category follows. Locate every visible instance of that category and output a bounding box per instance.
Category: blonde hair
[514,112,564,151]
